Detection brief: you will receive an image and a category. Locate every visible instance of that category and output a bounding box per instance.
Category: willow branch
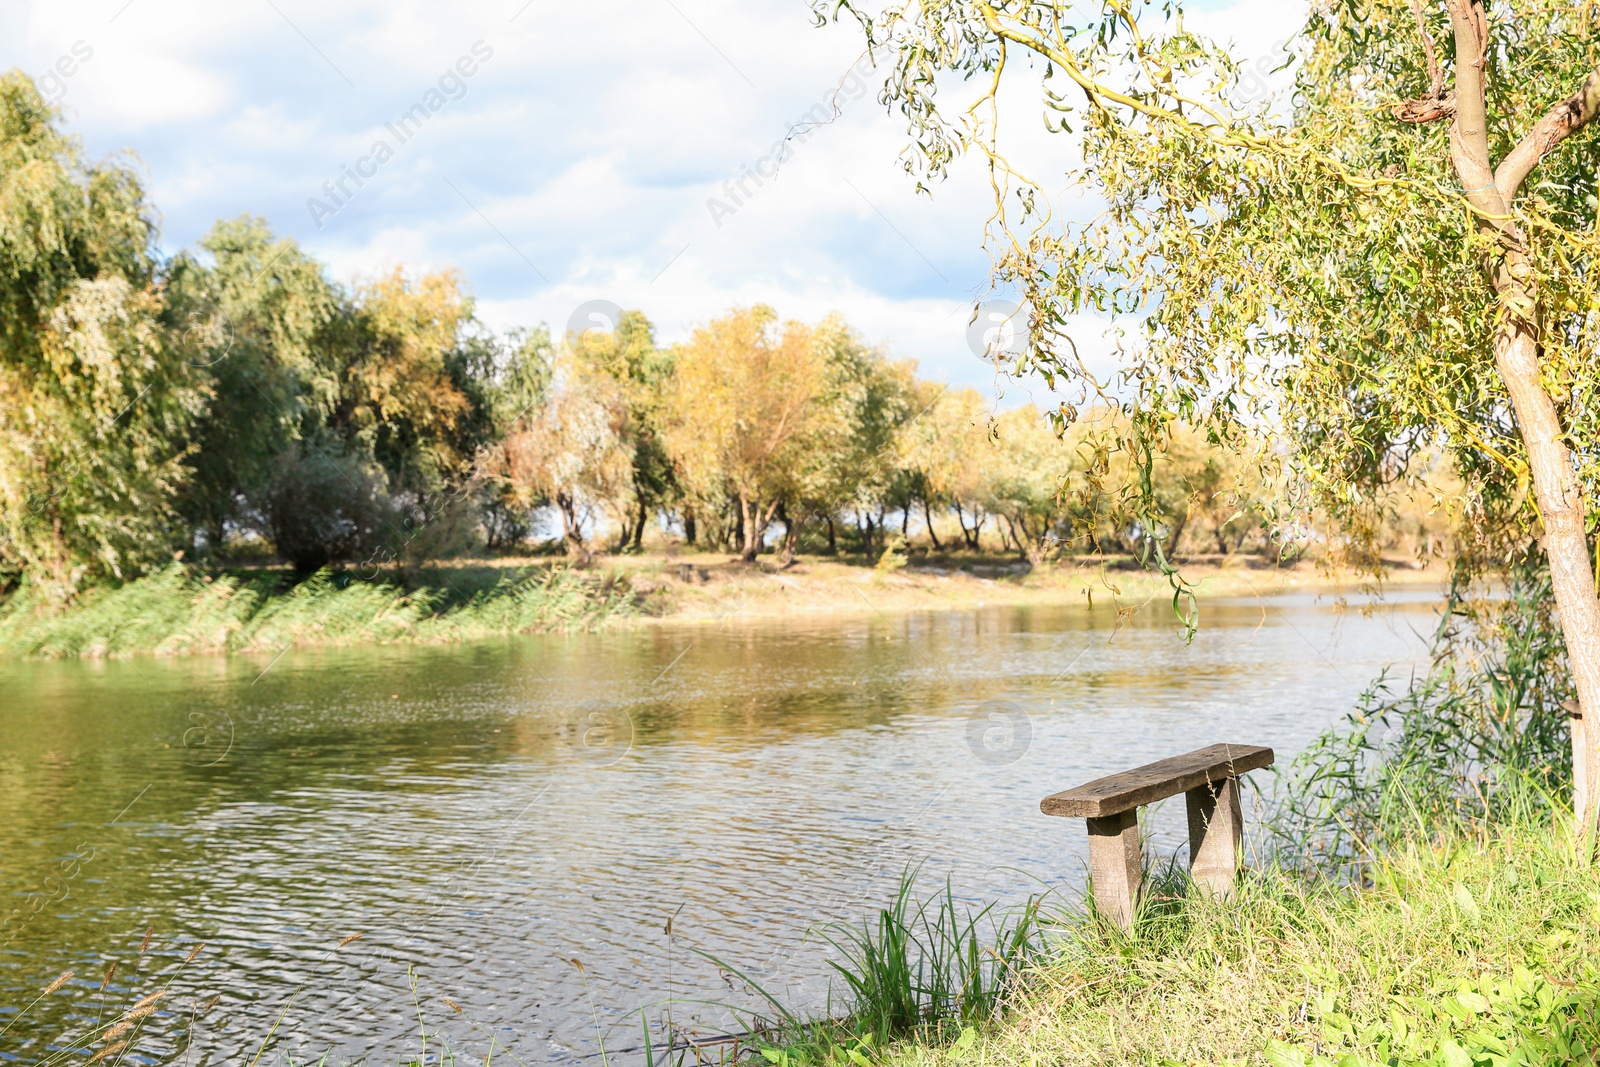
[1496,66,1600,201]
[1444,0,1497,205]
[1394,0,1454,123]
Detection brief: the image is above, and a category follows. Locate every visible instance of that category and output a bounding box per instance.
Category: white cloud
[1,0,1310,408]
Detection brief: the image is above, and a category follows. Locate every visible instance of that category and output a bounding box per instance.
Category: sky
[3,0,1304,403]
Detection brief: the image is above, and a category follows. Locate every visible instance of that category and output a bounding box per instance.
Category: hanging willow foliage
[821,0,1600,816]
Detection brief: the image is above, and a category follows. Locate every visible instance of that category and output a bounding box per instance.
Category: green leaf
[952,1027,978,1053]
[1453,883,1482,923]
[1264,1040,1309,1067]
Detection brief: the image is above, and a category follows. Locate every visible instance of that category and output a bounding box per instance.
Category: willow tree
[823,1,1600,819]
[662,306,840,563]
[167,216,342,549]
[571,310,679,552]
[0,73,204,595]
[486,352,633,564]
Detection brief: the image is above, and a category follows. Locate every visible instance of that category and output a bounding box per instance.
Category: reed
[0,563,637,659]
[813,874,1042,1045]
[699,870,1043,1066]
[1269,557,1572,875]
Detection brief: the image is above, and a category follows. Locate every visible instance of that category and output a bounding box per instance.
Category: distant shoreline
[0,553,1449,661]
[616,552,1449,627]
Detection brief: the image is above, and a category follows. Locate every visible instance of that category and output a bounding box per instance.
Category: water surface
[0,590,1440,1064]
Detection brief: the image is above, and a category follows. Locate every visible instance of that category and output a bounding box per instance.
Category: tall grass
[0,563,637,658]
[1270,557,1573,874]
[814,876,1041,1044]
[857,781,1600,1067]
[701,871,1043,1066]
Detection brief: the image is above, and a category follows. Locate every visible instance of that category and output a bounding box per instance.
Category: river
[0,588,1440,1064]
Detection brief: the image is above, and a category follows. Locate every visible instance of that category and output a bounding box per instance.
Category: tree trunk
[735,495,747,557]
[740,498,782,563]
[1495,319,1600,829]
[558,495,592,567]
[922,495,942,551]
[739,492,759,563]
[684,509,697,546]
[631,507,647,551]
[1440,1,1600,830]
[1007,514,1031,562]
[826,516,837,554]
[996,514,1013,554]
[779,505,804,568]
[1165,511,1189,560]
[613,506,634,553]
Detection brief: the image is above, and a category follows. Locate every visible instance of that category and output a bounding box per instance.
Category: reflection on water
[0,591,1440,1064]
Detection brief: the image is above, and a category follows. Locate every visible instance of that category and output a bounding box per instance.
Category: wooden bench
[1041,743,1274,928]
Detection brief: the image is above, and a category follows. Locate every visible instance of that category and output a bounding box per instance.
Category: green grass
[699,870,1043,1066]
[832,808,1600,1067]
[0,563,637,658]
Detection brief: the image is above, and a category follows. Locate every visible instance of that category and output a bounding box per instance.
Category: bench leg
[1086,810,1141,929]
[1186,777,1243,899]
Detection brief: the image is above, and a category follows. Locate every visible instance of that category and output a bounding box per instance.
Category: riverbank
[614,551,1446,624]
[0,552,1447,659]
[765,815,1597,1067]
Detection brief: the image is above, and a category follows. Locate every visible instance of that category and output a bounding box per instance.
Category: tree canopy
[0,59,1448,656]
[0,72,204,592]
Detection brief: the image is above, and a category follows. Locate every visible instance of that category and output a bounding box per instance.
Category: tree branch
[1394,0,1455,124]
[1496,66,1600,201]
[1444,0,1495,196]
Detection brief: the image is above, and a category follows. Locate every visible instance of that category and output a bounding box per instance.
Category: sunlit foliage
[0,73,204,596]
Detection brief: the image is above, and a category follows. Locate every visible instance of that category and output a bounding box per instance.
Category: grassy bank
[753,812,1599,1067]
[0,563,635,658]
[0,551,1446,660]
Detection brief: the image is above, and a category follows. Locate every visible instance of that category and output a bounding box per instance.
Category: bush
[256,438,397,573]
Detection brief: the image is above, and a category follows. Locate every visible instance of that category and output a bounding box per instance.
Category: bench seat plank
[1040,743,1274,818]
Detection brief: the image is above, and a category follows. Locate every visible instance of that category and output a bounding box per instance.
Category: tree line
[1,69,1437,602]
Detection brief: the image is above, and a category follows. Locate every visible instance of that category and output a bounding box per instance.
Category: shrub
[256,438,396,573]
